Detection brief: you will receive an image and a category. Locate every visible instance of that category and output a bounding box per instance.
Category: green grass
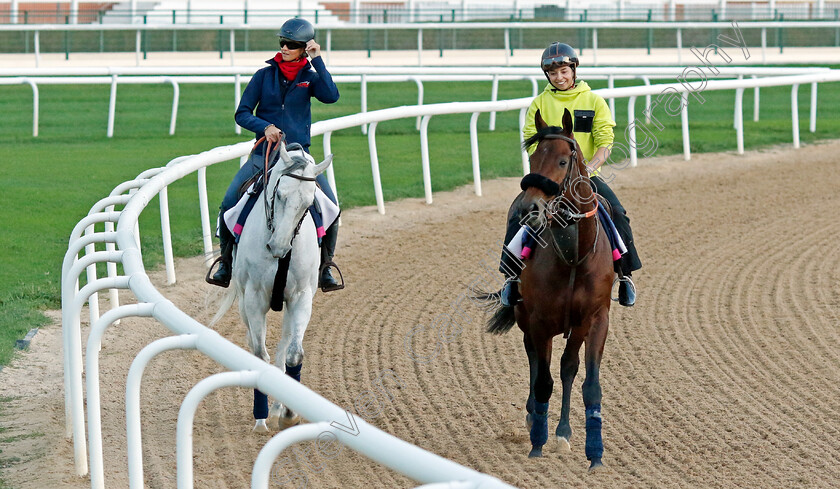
[0,74,839,369]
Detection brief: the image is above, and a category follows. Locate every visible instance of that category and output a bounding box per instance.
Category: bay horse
[481,108,614,469]
[212,140,333,432]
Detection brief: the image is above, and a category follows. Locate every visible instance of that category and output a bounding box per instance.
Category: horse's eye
[558,158,568,167]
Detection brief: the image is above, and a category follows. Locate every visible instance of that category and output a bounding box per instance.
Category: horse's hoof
[252,419,270,433]
[528,446,543,458]
[280,414,301,430]
[525,413,534,430]
[556,436,571,452]
[588,459,605,472]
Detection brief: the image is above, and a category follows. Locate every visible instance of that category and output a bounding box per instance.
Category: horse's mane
[522,126,567,151]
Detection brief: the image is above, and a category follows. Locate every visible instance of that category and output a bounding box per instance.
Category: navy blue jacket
[235,55,339,153]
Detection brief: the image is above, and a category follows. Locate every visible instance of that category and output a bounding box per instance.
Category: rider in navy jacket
[235,54,339,153]
[209,18,342,291]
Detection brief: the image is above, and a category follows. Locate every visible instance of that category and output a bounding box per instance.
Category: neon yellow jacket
[523,80,615,164]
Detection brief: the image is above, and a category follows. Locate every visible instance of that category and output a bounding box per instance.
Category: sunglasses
[541,55,575,70]
[279,38,306,50]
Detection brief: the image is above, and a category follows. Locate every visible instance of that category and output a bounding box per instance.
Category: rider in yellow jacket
[501,42,641,307]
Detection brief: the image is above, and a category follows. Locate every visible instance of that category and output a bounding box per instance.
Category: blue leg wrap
[253,389,268,419]
[526,395,535,414]
[584,405,603,461]
[529,401,549,447]
[285,363,302,382]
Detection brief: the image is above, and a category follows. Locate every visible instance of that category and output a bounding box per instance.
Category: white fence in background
[3,20,840,67]
[0,65,829,138]
[62,68,840,489]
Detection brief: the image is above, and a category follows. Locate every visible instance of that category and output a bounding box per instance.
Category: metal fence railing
[1,21,839,65]
[3,5,840,25]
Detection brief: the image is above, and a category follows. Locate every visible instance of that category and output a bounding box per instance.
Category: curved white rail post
[166,77,180,135]
[469,112,482,197]
[177,371,261,489]
[23,78,38,136]
[70,275,133,468]
[419,114,433,204]
[126,334,199,489]
[489,74,499,131]
[593,28,598,65]
[529,77,538,97]
[86,302,154,489]
[627,96,638,167]
[251,421,334,489]
[810,82,817,133]
[734,75,744,129]
[83,225,102,329]
[607,75,615,119]
[681,93,691,161]
[641,76,651,124]
[86,195,131,312]
[519,107,528,175]
[62,214,120,436]
[103,174,159,313]
[412,76,424,130]
[791,84,800,149]
[107,74,118,138]
[197,167,214,260]
[367,121,386,214]
[753,75,760,122]
[735,88,745,154]
[159,185,176,284]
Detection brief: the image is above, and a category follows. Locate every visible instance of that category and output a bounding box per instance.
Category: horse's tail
[469,290,517,335]
[209,283,237,328]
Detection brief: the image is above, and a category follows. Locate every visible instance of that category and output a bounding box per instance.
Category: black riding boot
[208,221,234,288]
[319,224,343,292]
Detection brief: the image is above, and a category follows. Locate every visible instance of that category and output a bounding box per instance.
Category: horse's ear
[562,108,574,136]
[278,140,292,166]
[535,109,548,131]
[314,154,333,176]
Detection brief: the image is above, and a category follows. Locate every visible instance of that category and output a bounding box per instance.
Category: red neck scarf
[275,53,307,81]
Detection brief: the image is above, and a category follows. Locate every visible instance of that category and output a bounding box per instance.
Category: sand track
[2,141,839,488]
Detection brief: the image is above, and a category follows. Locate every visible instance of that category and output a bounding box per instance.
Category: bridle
[257,138,317,238]
[535,133,598,223]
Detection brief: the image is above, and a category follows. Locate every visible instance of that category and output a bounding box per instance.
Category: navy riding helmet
[277,18,315,43]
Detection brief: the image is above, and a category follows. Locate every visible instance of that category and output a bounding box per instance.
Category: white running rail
[1,66,828,137]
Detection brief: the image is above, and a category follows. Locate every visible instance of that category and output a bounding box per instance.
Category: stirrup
[318,261,345,292]
[611,276,636,303]
[205,256,231,288]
